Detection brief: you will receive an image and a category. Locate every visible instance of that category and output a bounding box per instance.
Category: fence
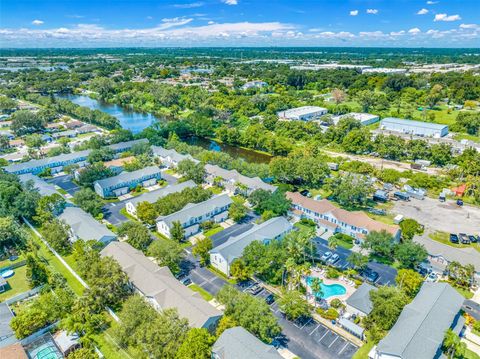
[5,285,45,306]
[0,260,27,273]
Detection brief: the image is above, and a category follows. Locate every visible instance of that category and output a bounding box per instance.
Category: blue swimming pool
[306,277,346,299]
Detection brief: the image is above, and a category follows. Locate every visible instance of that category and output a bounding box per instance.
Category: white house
[152,146,199,168]
[210,217,292,276]
[277,106,328,121]
[156,194,233,239]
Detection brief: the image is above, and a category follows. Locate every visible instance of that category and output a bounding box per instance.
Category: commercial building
[58,207,117,244]
[369,282,464,359]
[277,106,328,121]
[19,174,57,197]
[210,217,292,276]
[152,146,198,168]
[205,164,276,196]
[212,326,282,359]
[125,180,197,217]
[286,192,401,241]
[346,282,377,317]
[101,241,222,330]
[332,113,380,126]
[156,194,233,239]
[380,117,449,138]
[94,166,162,198]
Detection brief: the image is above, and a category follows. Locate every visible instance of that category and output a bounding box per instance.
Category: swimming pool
[1,269,14,278]
[306,277,347,299]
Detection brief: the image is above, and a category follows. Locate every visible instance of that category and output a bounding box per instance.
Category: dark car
[362,268,379,283]
[450,233,459,243]
[180,277,192,286]
[459,233,470,244]
[265,294,275,305]
[469,235,478,243]
[457,199,464,206]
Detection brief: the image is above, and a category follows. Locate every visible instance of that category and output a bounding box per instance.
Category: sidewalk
[463,327,480,354]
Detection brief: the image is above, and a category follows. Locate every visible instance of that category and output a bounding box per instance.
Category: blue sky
[1,0,479,47]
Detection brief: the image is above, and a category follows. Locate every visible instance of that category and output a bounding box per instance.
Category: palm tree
[348,252,368,270]
[310,277,323,307]
[443,329,465,359]
[328,235,339,250]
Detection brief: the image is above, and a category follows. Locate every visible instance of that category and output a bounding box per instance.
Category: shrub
[326,267,341,279]
[330,298,344,309]
[317,308,339,320]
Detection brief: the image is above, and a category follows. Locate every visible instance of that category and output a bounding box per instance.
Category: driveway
[210,222,254,248]
[46,174,80,196]
[392,196,480,235]
[161,170,178,185]
[103,201,129,225]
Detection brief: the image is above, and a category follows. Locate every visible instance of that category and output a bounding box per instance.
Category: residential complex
[345,282,377,317]
[125,180,197,217]
[58,207,117,244]
[286,192,401,241]
[152,146,199,168]
[101,241,222,330]
[18,174,57,197]
[277,106,328,121]
[212,326,282,359]
[210,217,292,276]
[205,164,276,196]
[380,117,449,138]
[156,194,233,239]
[94,166,162,198]
[332,113,380,126]
[369,282,464,359]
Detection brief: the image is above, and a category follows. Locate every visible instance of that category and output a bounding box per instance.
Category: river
[57,94,271,164]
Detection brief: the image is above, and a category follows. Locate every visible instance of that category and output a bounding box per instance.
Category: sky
[0,0,479,48]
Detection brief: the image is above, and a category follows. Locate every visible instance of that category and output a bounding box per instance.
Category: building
[380,117,449,138]
[51,130,77,140]
[205,164,276,196]
[152,146,198,168]
[212,326,282,359]
[94,166,162,198]
[210,217,292,276]
[0,302,16,349]
[286,192,401,241]
[277,106,328,121]
[3,150,91,175]
[75,124,99,134]
[361,68,407,74]
[107,138,149,154]
[346,282,377,317]
[52,331,80,357]
[18,174,57,197]
[101,241,222,330]
[332,113,380,126]
[369,282,464,359]
[58,207,117,244]
[0,343,28,359]
[125,180,197,217]
[156,194,233,239]
[241,80,268,90]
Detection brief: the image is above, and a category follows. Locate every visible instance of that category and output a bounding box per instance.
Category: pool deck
[305,267,357,304]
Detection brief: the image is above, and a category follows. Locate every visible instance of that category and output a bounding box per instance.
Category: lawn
[429,231,480,253]
[119,208,138,222]
[209,186,224,195]
[188,284,214,301]
[56,188,68,195]
[0,254,24,269]
[0,265,30,302]
[352,340,375,359]
[336,237,354,250]
[151,232,192,249]
[465,348,480,359]
[207,265,236,285]
[203,226,224,238]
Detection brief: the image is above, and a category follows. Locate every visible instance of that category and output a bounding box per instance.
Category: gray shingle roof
[210,217,292,265]
[107,138,148,151]
[151,146,198,164]
[157,194,232,227]
[126,180,197,207]
[19,174,57,197]
[346,282,377,315]
[58,207,116,242]
[212,327,282,359]
[205,164,276,192]
[0,302,16,349]
[376,282,464,359]
[94,166,161,189]
[3,150,91,174]
[100,241,222,328]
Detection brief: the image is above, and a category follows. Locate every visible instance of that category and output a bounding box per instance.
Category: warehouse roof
[278,106,327,118]
[94,166,161,189]
[127,180,197,207]
[101,241,222,328]
[381,117,448,130]
[376,282,464,359]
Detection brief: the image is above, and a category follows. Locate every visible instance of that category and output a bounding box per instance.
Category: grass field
[0,265,30,302]
[188,284,214,301]
[429,231,480,253]
[203,226,223,238]
[352,341,374,359]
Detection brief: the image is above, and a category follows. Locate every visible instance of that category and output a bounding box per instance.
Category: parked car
[300,190,312,198]
[247,283,263,295]
[457,199,464,206]
[180,277,192,286]
[459,233,470,244]
[265,294,275,305]
[469,235,478,243]
[426,272,437,282]
[327,253,340,265]
[362,268,379,283]
[450,233,459,244]
[320,251,332,262]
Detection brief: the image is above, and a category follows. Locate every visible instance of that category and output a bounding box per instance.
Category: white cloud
[434,13,461,22]
[349,10,358,16]
[426,1,438,4]
[221,0,238,5]
[366,9,378,15]
[459,23,479,29]
[173,2,204,8]
[31,20,44,25]
[390,30,406,36]
[159,17,193,29]
[417,8,429,15]
[408,27,421,34]
[208,21,215,25]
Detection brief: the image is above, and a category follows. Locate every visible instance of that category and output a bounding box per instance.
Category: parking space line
[309,324,320,336]
[328,336,339,348]
[318,331,329,342]
[300,318,312,329]
[338,342,349,355]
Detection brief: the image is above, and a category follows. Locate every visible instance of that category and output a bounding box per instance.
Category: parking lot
[241,281,359,359]
[103,201,129,225]
[393,196,480,234]
[46,174,80,196]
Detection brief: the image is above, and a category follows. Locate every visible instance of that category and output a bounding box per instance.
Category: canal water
[57,94,271,164]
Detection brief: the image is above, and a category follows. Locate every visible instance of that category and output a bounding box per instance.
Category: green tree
[249,189,291,216]
[192,237,213,266]
[0,216,27,246]
[366,286,409,331]
[177,159,206,184]
[394,241,428,269]
[170,220,185,242]
[229,259,250,281]
[73,188,103,217]
[328,236,339,250]
[362,230,396,259]
[136,201,158,224]
[10,306,49,338]
[446,261,475,288]
[11,110,44,136]
[76,163,114,188]
[148,239,184,274]
[399,218,424,241]
[328,174,373,208]
[25,134,46,149]
[277,289,312,320]
[347,252,369,270]
[175,328,215,359]
[228,201,248,223]
[396,269,424,298]
[309,277,323,307]
[0,95,16,112]
[25,253,49,288]
[215,315,237,337]
[35,193,66,222]
[443,329,467,359]
[118,221,152,250]
[42,219,71,254]
[67,348,99,359]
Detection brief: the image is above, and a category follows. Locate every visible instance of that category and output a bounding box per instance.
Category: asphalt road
[46,174,80,196]
[103,201,129,225]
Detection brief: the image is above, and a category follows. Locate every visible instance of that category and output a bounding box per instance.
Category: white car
[426,272,438,282]
[321,251,332,261]
[327,253,340,265]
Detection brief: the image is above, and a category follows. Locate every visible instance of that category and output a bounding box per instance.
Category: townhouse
[152,146,199,168]
[156,194,233,239]
[19,173,57,197]
[286,192,401,241]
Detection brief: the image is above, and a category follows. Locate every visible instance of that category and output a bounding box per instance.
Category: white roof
[279,106,327,118]
[333,112,379,124]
